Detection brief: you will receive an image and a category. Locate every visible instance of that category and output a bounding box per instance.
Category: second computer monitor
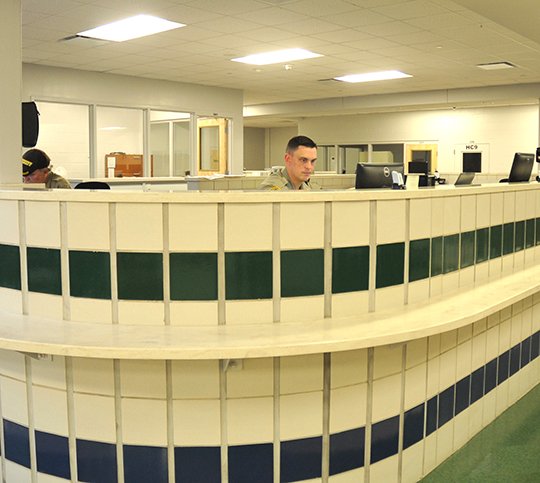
[355,163,404,189]
[408,160,428,175]
[508,152,534,182]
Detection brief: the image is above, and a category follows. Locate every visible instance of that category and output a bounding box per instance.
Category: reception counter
[0,183,538,482]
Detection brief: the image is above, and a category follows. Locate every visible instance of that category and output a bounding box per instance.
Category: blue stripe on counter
[2,331,538,482]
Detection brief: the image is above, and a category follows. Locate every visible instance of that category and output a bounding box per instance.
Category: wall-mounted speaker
[22,102,39,148]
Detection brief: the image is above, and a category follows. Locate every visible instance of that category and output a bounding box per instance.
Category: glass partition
[338,144,369,174]
[372,143,404,164]
[317,145,337,172]
[150,123,169,177]
[96,106,144,177]
[173,120,190,176]
[150,110,191,177]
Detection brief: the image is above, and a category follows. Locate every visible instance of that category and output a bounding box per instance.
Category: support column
[0,0,22,183]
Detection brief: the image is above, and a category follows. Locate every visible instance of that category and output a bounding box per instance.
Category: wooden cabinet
[105,153,152,177]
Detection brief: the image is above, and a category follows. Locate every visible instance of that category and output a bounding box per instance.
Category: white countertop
[0,181,538,204]
[1,265,538,360]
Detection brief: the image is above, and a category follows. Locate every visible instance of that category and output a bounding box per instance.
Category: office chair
[74,181,111,190]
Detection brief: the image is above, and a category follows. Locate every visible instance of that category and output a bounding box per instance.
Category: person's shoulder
[259,167,288,190]
[47,172,72,189]
[303,178,322,190]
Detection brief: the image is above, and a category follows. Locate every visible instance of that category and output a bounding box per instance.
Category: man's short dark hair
[286,135,317,153]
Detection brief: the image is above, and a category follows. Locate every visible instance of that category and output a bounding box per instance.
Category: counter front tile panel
[0,310,536,482]
[0,195,539,324]
[0,186,539,481]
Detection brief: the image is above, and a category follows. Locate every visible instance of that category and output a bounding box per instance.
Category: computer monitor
[355,163,404,189]
[408,160,428,175]
[508,152,534,183]
[462,152,482,172]
[454,172,475,186]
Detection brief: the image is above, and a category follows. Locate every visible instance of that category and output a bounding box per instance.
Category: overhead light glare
[231,48,322,65]
[77,15,185,42]
[477,61,515,70]
[99,126,127,131]
[334,70,412,83]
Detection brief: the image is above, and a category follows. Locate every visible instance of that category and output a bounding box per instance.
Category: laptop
[454,172,476,186]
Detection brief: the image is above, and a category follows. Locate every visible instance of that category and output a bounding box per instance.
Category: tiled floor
[421,383,540,482]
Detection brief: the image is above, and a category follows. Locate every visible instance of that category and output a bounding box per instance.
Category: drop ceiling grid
[15,0,540,108]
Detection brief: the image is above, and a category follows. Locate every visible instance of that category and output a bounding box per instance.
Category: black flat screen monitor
[454,172,475,186]
[463,152,482,173]
[355,163,404,189]
[508,152,534,182]
[408,160,428,175]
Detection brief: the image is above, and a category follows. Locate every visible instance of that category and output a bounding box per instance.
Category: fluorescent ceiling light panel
[334,70,412,83]
[77,15,185,42]
[231,48,322,65]
[477,62,515,70]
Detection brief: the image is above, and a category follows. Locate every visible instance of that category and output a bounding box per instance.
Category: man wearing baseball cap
[22,149,71,189]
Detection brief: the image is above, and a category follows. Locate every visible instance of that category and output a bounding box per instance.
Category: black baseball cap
[22,149,50,176]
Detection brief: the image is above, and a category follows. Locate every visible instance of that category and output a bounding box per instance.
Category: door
[405,143,438,173]
[198,117,228,175]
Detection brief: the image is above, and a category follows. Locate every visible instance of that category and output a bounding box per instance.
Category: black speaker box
[22,101,39,148]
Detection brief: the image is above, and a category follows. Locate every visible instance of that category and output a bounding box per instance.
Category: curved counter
[0,184,538,482]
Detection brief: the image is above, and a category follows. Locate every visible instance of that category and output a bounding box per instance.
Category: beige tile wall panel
[66,202,109,250]
[331,201,370,247]
[169,203,218,252]
[224,202,272,251]
[0,200,19,245]
[116,203,163,251]
[376,200,406,244]
[280,202,324,250]
[25,200,61,248]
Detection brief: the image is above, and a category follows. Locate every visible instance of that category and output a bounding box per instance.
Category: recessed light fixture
[334,70,412,83]
[99,126,127,131]
[231,48,322,65]
[477,61,515,70]
[77,14,185,42]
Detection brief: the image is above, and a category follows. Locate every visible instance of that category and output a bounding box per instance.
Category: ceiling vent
[58,35,110,46]
[257,0,296,5]
[477,61,515,70]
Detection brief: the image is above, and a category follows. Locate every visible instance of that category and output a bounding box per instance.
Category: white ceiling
[22,0,540,125]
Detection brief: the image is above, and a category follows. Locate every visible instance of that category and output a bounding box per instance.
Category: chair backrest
[75,181,110,190]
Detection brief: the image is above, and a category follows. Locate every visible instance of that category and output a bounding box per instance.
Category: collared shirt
[259,167,319,191]
[45,171,72,189]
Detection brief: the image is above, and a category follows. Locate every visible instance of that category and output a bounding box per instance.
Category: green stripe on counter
[332,246,369,293]
[409,238,430,283]
[69,251,111,299]
[460,231,475,269]
[0,244,21,290]
[476,227,489,263]
[27,247,61,295]
[376,242,404,289]
[443,234,459,274]
[225,251,272,300]
[117,252,163,301]
[281,249,324,297]
[171,252,218,301]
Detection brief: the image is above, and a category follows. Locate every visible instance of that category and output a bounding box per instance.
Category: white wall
[243,127,265,170]
[0,0,22,183]
[22,64,245,174]
[299,105,539,174]
[267,126,297,168]
[34,102,89,178]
